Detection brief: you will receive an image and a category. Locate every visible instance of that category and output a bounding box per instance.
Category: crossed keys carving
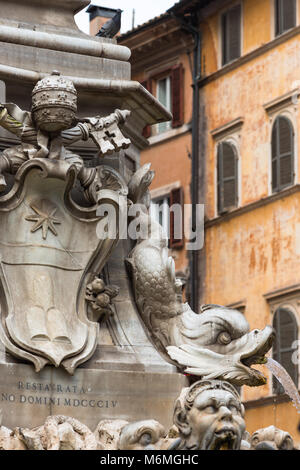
[86,109,131,156]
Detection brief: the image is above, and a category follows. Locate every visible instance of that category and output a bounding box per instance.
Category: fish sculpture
[127,165,274,387]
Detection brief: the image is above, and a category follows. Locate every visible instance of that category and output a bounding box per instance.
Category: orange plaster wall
[243,0,272,55]
[201,17,219,77]
[245,401,300,445]
[203,35,300,219]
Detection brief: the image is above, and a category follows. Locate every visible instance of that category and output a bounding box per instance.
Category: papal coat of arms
[0,71,129,374]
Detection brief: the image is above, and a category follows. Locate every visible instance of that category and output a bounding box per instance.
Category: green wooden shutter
[217,142,238,213]
[222,4,241,65]
[271,116,294,192]
[272,308,298,395]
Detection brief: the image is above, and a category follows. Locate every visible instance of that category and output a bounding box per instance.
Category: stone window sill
[148,123,191,147]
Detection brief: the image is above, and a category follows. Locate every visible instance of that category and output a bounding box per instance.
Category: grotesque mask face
[174,380,245,450]
[187,389,245,450]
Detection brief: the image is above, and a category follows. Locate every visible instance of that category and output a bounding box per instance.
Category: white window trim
[150,194,170,238]
[150,181,181,200]
[156,76,172,135]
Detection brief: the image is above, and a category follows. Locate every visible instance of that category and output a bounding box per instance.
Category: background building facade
[196,0,300,437]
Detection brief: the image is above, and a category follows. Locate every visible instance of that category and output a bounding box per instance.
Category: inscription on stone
[1,381,118,409]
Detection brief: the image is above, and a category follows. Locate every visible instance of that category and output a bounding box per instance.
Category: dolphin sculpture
[127,165,274,387]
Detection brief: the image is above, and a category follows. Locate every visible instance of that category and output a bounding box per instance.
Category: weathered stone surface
[19,415,98,450]
[0,363,187,430]
[0,426,26,450]
[94,419,129,450]
[250,425,294,450]
[117,419,166,450]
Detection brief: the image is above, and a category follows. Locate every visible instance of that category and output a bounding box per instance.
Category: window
[150,195,170,238]
[217,141,238,214]
[271,116,294,192]
[141,64,184,137]
[221,4,241,66]
[157,76,172,133]
[272,307,298,394]
[150,187,184,249]
[275,0,296,36]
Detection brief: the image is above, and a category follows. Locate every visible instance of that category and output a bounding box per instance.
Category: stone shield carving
[0,158,127,374]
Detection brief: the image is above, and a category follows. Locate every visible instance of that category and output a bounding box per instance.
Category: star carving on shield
[25,200,61,240]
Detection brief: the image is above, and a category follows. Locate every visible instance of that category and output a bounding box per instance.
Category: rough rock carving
[18,415,98,450]
[250,425,294,450]
[127,164,274,387]
[94,419,129,450]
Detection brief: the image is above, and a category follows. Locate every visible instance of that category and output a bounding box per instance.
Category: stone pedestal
[0,362,187,430]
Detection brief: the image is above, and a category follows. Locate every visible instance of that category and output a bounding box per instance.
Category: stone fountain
[0,0,294,451]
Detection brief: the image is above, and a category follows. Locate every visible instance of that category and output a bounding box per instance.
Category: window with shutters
[272,307,298,395]
[217,141,238,214]
[140,64,184,138]
[150,187,184,249]
[275,0,296,37]
[271,116,294,193]
[221,4,242,66]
